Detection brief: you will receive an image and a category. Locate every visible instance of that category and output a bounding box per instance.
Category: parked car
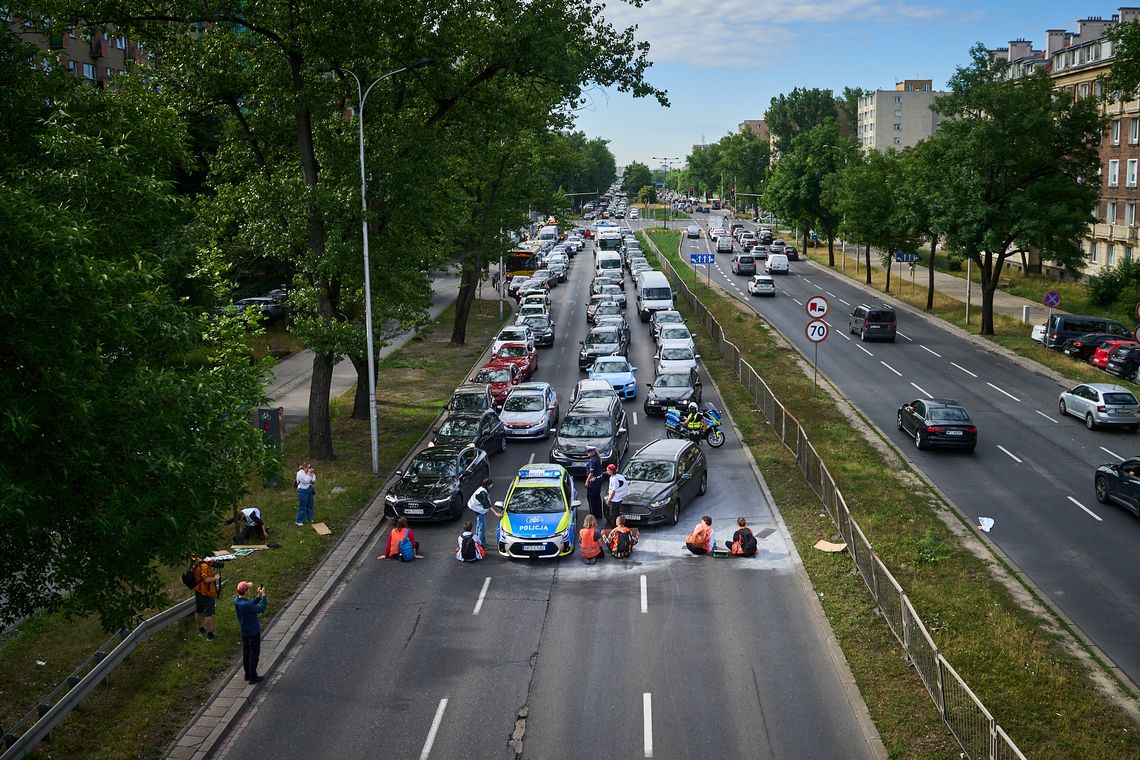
[578,325,628,370]
[1058,383,1140,430]
[384,445,490,521]
[587,356,639,400]
[1061,332,1127,362]
[896,398,978,451]
[1090,340,1138,369]
[1105,345,1140,381]
[499,382,560,440]
[1043,314,1129,350]
[730,253,757,275]
[447,383,495,415]
[469,361,521,408]
[617,439,708,526]
[1094,458,1140,516]
[848,304,897,342]
[430,410,506,454]
[492,342,539,381]
[643,367,702,416]
[1031,323,1046,344]
[747,274,776,296]
[549,396,629,472]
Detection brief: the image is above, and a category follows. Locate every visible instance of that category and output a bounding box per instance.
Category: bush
[1087,257,1140,306]
[946,255,963,272]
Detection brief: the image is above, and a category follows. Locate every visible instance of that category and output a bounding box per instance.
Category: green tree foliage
[684,143,721,198]
[715,129,769,209]
[637,184,657,204]
[899,139,947,309]
[765,87,838,153]
[542,131,616,208]
[622,161,653,197]
[1106,20,1140,96]
[838,86,868,129]
[1086,258,1140,321]
[0,30,266,630]
[925,45,1104,334]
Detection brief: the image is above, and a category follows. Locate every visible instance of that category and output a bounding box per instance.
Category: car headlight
[650,498,670,508]
[599,448,613,459]
[432,494,454,504]
[551,529,570,543]
[384,493,397,502]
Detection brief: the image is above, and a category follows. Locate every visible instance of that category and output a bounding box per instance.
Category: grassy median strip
[643,229,1140,759]
[0,300,505,759]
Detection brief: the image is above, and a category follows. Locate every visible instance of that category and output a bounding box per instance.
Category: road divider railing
[643,232,1026,760]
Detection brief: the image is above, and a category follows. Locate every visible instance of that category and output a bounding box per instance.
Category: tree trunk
[826,234,835,267]
[979,253,1003,336]
[864,244,872,285]
[307,352,336,460]
[926,237,937,311]
[884,254,892,292]
[351,354,370,420]
[451,239,480,345]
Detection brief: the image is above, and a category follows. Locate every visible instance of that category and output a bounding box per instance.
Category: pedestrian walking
[684,515,715,556]
[379,517,425,560]
[467,478,495,546]
[584,446,605,523]
[456,521,486,562]
[295,461,316,525]
[233,581,268,684]
[604,464,629,528]
[579,514,604,565]
[193,557,221,640]
[726,517,758,557]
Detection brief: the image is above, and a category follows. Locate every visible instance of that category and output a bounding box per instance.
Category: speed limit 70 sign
[805,319,829,343]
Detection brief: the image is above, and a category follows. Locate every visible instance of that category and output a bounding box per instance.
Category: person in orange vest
[684,515,714,556]
[606,515,639,559]
[579,514,604,565]
[727,517,758,557]
[378,517,425,560]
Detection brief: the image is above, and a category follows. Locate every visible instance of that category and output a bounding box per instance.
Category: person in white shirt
[232,507,268,541]
[295,462,316,526]
[466,478,496,546]
[604,464,629,528]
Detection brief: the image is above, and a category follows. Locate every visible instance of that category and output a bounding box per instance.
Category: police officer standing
[584,445,605,523]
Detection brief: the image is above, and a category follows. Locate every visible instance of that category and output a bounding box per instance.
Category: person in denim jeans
[466,478,495,546]
[295,462,316,525]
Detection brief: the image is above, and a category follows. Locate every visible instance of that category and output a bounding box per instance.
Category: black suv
[549,397,629,473]
[384,445,490,521]
[617,439,708,526]
[643,367,702,416]
[579,325,628,370]
[848,304,897,342]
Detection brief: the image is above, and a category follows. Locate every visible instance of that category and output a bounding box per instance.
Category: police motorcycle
[664,402,725,448]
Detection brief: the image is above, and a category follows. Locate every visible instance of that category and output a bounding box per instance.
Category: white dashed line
[825,290,837,297]
[880,361,902,377]
[812,282,822,290]
[986,382,1021,402]
[633,412,639,426]
[857,345,874,356]
[643,693,654,758]
[473,577,491,615]
[528,452,536,463]
[839,298,851,305]
[1067,496,1103,521]
[838,331,851,341]
[1035,410,1059,423]
[951,362,977,378]
[910,382,932,398]
[640,574,648,613]
[792,297,803,306]
[1100,446,1124,461]
[921,345,942,358]
[420,698,449,760]
[896,331,913,341]
[997,445,1022,463]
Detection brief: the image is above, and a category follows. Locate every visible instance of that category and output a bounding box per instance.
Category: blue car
[588,356,638,400]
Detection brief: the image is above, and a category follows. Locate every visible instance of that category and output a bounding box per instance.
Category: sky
[573,0,1103,168]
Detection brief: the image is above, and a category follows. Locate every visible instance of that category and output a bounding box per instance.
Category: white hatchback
[748,274,776,296]
[654,341,700,373]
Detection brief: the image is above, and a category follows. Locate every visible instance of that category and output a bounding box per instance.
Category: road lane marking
[880,361,902,377]
[633,412,639,426]
[986,382,1021,402]
[792,297,803,306]
[1100,446,1124,461]
[997,445,1022,463]
[896,331,913,341]
[640,575,647,613]
[838,331,851,341]
[921,345,942,358]
[420,698,449,760]
[857,345,873,356]
[910,382,933,398]
[825,290,837,297]
[812,282,822,290]
[473,577,491,615]
[950,362,977,378]
[839,298,851,305]
[528,452,535,463]
[1067,496,1103,522]
[1035,410,1059,423]
[643,693,653,757]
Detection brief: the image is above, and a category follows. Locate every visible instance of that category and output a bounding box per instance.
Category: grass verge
[0,300,506,760]
[643,228,1140,759]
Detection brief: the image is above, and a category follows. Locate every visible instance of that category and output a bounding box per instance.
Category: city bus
[504,243,542,278]
[710,198,722,210]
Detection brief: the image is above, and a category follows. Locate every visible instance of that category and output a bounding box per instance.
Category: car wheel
[1085,413,1097,431]
[699,471,707,495]
[670,499,680,526]
[896,412,904,431]
[860,328,867,342]
[914,428,925,450]
[1095,475,1111,504]
[499,435,508,453]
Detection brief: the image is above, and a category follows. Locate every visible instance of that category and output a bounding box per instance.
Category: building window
[894,109,902,117]
[1127,246,1134,261]
[81,63,95,79]
[1128,159,1138,187]
[1080,82,1090,98]
[1128,203,1136,227]
[1113,120,1121,145]
[105,67,114,79]
[1109,159,1120,186]
[893,137,902,145]
[67,59,76,73]
[1108,243,1116,266]
[893,123,901,131]
[1090,240,1099,262]
[894,95,902,103]
[1131,118,1139,144]
[116,35,126,49]
[1096,81,1105,98]
[1107,201,1117,224]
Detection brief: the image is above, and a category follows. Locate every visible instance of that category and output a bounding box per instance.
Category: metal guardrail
[644,232,1027,760]
[2,597,195,759]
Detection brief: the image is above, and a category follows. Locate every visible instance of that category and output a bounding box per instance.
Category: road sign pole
[706,261,711,290]
[813,341,818,394]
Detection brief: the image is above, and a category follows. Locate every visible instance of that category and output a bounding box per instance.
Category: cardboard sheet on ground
[813,540,847,553]
[312,522,331,535]
[210,553,239,561]
[231,545,270,550]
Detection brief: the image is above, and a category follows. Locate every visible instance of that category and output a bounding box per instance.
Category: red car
[493,342,539,381]
[1091,340,1139,369]
[470,361,520,408]
[581,228,595,239]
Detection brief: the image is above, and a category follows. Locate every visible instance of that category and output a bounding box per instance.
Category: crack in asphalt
[751,664,774,750]
[402,608,422,652]
[508,567,557,758]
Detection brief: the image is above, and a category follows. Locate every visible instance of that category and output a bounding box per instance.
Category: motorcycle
[664,403,725,448]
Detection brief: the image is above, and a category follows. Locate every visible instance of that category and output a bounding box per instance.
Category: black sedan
[1062,332,1129,362]
[616,439,707,526]
[643,368,702,416]
[521,314,556,347]
[384,445,490,521]
[578,325,628,371]
[1094,458,1140,516]
[1105,346,1140,382]
[896,398,977,451]
[430,410,506,454]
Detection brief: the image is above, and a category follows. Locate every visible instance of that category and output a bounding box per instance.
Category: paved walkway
[165,269,464,760]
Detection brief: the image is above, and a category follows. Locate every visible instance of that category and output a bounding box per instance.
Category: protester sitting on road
[606,516,639,559]
[579,514,604,565]
[456,521,485,562]
[379,517,424,560]
[684,515,714,556]
[727,517,758,557]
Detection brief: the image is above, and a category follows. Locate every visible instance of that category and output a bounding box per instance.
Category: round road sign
[805,295,830,319]
[806,319,829,343]
[1134,324,1140,342]
[1134,302,1140,321]
[1044,290,1062,308]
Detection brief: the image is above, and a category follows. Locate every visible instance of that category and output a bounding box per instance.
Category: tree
[637,184,657,204]
[0,30,265,630]
[838,86,868,131]
[622,161,653,197]
[685,143,722,197]
[714,129,769,211]
[899,140,947,310]
[926,45,1103,334]
[765,87,838,153]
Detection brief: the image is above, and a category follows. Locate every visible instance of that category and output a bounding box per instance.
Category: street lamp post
[652,156,679,228]
[342,58,432,475]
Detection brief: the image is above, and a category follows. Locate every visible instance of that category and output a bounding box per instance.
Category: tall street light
[652,156,679,228]
[342,58,433,475]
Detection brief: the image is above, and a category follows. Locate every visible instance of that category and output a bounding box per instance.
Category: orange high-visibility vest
[388,527,408,557]
[608,525,633,553]
[687,523,711,551]
[580,527,602,559]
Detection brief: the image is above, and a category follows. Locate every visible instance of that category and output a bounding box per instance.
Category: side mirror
[695,355,702,360]
[654,354,660,360]
[681,473,692,481]
[580,340,585,345]
[630,367,638,373]
[618,427,628,435]
[571,499,582,508]
[494,500,504,508]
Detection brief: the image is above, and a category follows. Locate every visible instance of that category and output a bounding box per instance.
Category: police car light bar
[518,466,562,479]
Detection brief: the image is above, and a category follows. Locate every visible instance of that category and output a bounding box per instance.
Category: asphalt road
[220,231,882,759]
[670,213,1140,688]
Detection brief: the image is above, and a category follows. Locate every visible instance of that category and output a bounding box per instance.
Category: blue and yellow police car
[496,464,580,558]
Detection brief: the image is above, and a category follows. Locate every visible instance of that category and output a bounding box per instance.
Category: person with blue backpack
[378,516,424,561]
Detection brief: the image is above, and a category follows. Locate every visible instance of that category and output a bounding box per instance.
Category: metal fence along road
[645,233,1027,760]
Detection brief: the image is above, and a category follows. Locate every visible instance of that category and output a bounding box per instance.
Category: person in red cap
[604,463,629,528]
[233,581,267,684]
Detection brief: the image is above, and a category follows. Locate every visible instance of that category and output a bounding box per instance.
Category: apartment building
[6,12,142,87]
[855,80,947,151]
[738,119,769,142]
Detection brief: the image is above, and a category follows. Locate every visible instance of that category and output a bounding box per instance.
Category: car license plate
[624,514,641,521]
[522,544,544,552]
[403,507,424,515]
[945,430,963,436]
[1112,409,1129,415]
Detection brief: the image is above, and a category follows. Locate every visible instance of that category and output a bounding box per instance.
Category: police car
[495,464,581,558]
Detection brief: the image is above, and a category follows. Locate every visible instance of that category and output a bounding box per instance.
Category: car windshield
[1104,392,1138,405]
[591,295,610,305]
[661,347,694,360]
[451,392,486,411]
[602,286,622,296]
[523,317,550,330]
[929,407,970,423]
[499,329,526,342]
[474,368,511,383]
[578,387,614,400]
[498,345,528,357]
[438,417,479,436]
[594,359,630,374]
[662,327,689,339]
[406,455,457,479]
[560,415,613,437]
[504,394,544,412]
[654,373,691,388]
[507,486,566,514]
[657,313,682,325]
[586,331,618,345]
[596,305,622,316]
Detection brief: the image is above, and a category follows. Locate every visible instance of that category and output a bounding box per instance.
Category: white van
[595,251,623,278]
[635,270,674,322]
[766,253,789,275]
[537,225,560,244]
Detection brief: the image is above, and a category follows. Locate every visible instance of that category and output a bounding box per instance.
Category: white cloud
[601,0,951,66]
